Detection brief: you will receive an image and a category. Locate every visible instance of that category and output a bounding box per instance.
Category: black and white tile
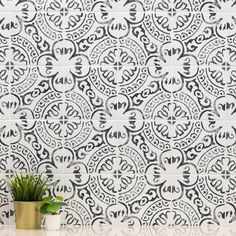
[0,0,236,228]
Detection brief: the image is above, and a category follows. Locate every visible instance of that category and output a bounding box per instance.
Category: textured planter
[45,214,61,231]
[14,201,41,229]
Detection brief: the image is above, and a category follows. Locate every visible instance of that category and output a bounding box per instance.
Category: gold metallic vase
[14,201,41,229]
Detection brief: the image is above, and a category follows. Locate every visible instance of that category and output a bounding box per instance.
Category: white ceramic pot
[45,214,61,231]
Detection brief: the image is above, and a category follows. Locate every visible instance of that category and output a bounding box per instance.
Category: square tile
[142,12,172,43]
[35,12,64,42]
[34,119,64,149]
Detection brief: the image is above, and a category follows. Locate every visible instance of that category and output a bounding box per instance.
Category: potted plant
[6,172,49,229]
[40,195,66,231]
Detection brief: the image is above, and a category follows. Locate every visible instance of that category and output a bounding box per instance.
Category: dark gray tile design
[0,0,236,229]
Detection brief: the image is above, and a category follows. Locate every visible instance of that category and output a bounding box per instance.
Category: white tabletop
[1,226,236,236]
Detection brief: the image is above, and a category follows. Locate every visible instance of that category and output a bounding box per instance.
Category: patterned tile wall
[0,0,236,230]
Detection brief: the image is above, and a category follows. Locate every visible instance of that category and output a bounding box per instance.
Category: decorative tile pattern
[0,0,236,229]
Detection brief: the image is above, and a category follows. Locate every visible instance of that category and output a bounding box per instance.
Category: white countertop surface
[1,226,236,236]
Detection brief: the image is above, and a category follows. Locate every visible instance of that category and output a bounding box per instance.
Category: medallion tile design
[0,0,236,228]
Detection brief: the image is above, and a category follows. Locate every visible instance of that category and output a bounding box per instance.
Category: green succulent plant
[40,196,67,215]
[6,173,49,201]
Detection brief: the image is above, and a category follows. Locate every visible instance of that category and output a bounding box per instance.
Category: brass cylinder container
[14,201,42,229]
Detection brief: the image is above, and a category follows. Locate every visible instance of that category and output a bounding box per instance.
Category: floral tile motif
[1,0,236,228]
[92,202,141,234]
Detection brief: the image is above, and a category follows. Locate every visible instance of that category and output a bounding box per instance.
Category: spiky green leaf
[6,172,50,201]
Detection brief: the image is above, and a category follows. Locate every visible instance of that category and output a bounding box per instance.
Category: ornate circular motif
[143,13,171,43]
[90,37,147,96]
[141,200,172,226]
[64,200,92,226]
[36,0,94,40]
[198,176,225,206]
[144,0,199,12]
[143,0,202,42]
[10,143,39,173]
[65,12,94,41]
[36,12,63,40]
[93,0,144,39]
[88,145,146,204]
[34,92,64,148]
[36,0,94,11]
[198,38,236,97]
[64,91,92,148]
[0,35,39,94]
[143,92,201,150]
[11,35,39,65]
[142,200,200,226]
[173,13,202,41]
[34,91,92,148]
[0,143,38,173]
[172,200,200,226]
[0,0,235,227]
[197,146,236,204]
